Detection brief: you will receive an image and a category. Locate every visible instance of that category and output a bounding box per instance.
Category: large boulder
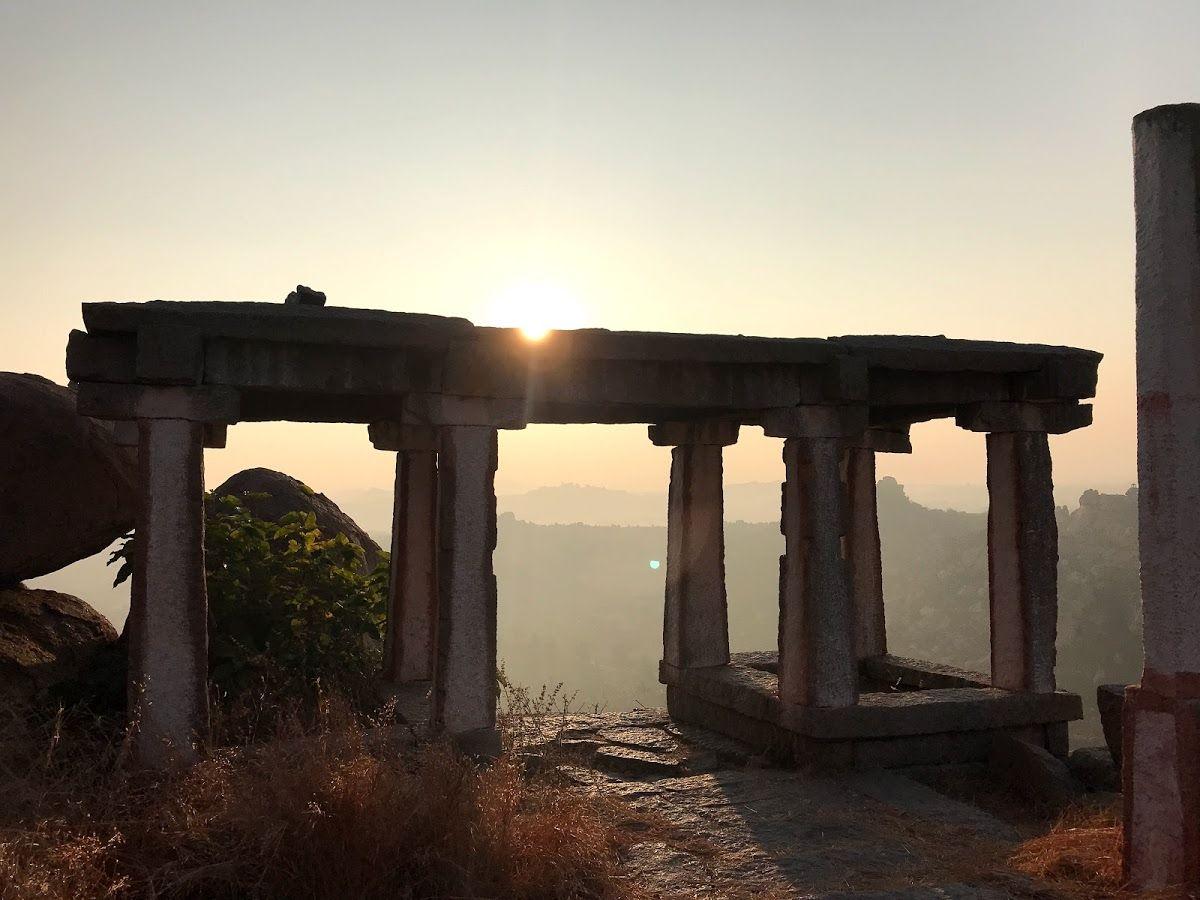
[0,373,138,584]
[207,468,384,571]
[989,733,1085,811]
[1068,746,1120,793]
[0,585,118,702]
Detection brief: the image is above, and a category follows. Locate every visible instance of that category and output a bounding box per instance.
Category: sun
[487,280,587,341]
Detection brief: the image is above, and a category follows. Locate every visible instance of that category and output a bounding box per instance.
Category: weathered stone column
[986,431,1057,693]
[368,422,440,684]
[129,418,210,768]
[957,402,1089,693]
[432,425,500,752]
[844,428,910,660]
[765,406,866,708]
[1125,102,1200,890]
[649,421,739,671]
[91,388,239,770]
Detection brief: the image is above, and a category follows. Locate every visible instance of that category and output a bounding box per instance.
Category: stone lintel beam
[821,355,869,403]
[201,424,228,449]
[762,405,869,439]
[66,329,136,383]
[402,393,526,430]
[845,428,912,454]
[648,420,740,447]
[77,383,240,423]
[956,401,1092,434]
[1014,358,1100,401]
[110,420,227,449]
[368,421,440,452]
[136,326,204,385]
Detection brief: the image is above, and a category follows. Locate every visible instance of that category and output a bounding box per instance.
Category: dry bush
[0,694,643,900]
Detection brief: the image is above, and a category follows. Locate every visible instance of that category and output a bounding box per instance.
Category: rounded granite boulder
[0,373,138,584]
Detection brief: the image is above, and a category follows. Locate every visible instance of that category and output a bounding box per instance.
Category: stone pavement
[519,709,1054,899]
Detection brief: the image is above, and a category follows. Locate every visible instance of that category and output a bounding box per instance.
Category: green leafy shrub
[112,493,389,701]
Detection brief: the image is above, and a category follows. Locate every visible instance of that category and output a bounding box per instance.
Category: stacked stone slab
[65,298,1100,769]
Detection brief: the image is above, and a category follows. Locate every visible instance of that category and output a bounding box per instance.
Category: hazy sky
[5,1,1198,497]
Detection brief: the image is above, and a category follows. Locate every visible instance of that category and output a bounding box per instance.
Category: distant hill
[337,479,1136,533]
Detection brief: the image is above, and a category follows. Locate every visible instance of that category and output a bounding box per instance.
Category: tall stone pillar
[845,428,912,660]
[432,425,499,752]
[129,417,210,768]
[369,423,440,684]
[1126,102,1200,890]
[765,407,865,708]
[649,421,739,670]
[845,447,884,659]
[957,402,1089,695]
[984,431,1058,693]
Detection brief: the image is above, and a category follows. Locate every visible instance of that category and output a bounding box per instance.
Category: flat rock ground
[513,708,1097,899]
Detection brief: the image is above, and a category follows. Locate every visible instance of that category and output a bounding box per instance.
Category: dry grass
[1009,804,1189,899]
[0,694,646,900]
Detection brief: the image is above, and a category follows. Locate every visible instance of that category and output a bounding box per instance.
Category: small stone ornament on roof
[284,285,326,307]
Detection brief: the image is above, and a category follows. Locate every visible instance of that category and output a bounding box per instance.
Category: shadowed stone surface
[0,373,138,583]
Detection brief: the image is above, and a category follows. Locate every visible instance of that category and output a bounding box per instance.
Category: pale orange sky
[4,1,1194,498]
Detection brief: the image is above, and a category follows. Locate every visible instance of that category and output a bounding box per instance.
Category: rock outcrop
[988,733,1085,811]
[0,585,118,701]
[0,373,138,584]
[207,468,383,571]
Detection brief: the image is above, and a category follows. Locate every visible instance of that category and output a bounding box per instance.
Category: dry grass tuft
[1009,805,1123,895]
[0,693,644,900]
[1009,803,1185,899]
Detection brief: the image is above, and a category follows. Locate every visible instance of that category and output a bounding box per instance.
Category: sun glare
[487,280,586,341]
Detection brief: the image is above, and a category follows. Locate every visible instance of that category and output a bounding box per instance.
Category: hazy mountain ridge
[339,479,1133,535]
[494,478,1140,743]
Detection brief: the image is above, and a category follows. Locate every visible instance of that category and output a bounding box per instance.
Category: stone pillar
[765,407,865,708]
[984,431,1058,693]
[1125,102,1200,890]
[369,423,440,684]
[844,428,911,660]
[432,425,499,752]
[957,402,1088,695]
[128,418,209,768]
[846,446,885,660]
[844,446,883,662]
[649,421,739,670]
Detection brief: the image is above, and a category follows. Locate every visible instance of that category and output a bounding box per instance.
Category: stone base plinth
[661,652,1080,769]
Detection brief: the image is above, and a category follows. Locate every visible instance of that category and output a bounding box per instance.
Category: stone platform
[517,708,1071,898]
[661,652,1082,768]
